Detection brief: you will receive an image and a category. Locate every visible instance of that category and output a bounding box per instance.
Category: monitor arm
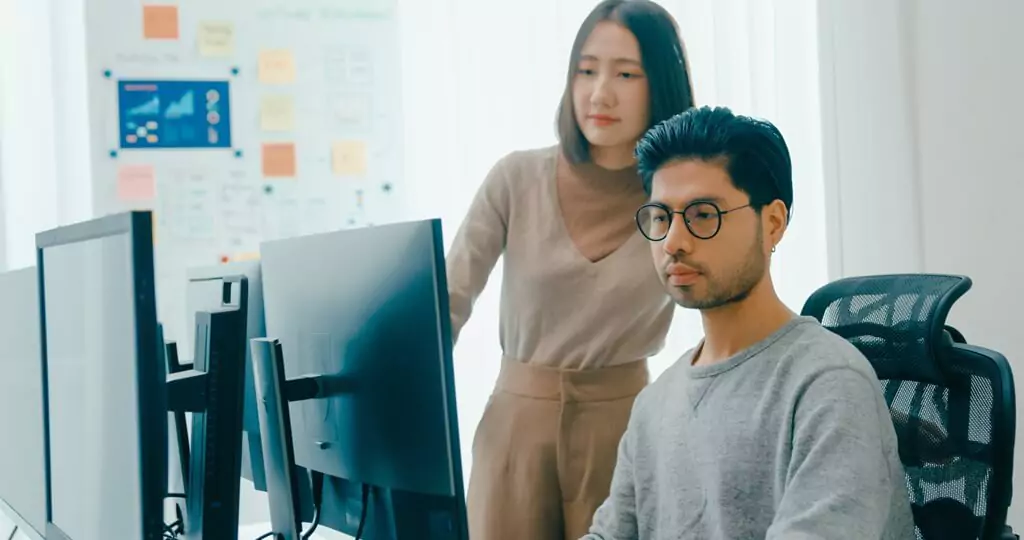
[167,369,208,413]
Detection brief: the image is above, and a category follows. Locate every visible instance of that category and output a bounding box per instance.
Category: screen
[42,233,142,540]
[0,268,47,536]
[117,80,232,149]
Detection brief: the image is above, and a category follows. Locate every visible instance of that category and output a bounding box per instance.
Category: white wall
[821,0,1024,525]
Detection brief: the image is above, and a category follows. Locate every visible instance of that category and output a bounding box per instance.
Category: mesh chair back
[802,274,1015,540]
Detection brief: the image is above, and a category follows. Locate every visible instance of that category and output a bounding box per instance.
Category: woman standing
[446,1,695,538]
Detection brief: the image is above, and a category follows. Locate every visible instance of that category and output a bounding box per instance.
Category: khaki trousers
[467,359,648,540]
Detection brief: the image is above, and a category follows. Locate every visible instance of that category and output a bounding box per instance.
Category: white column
[49,0,93,226]
[0,0,61,270]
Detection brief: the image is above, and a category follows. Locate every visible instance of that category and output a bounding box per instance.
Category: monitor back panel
[260,219,462,498]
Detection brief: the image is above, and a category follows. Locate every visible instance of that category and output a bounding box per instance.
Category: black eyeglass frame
[635,201,753,241]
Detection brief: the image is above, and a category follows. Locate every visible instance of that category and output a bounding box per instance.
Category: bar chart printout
[117,80,232,149]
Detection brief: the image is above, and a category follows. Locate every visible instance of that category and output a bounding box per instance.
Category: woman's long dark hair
[556,0,696,164]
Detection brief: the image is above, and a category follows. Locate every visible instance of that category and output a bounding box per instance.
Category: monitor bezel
[36,211,166,540]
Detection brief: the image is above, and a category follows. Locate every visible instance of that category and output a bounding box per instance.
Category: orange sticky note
[118,165,156,201]
[143,5,179,40]
[262,143,296,178]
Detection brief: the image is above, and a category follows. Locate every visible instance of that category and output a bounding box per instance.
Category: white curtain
[397,0,829,488]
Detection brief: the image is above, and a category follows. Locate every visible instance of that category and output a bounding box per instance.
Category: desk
[0,510,352,540]
[238,522,353,540]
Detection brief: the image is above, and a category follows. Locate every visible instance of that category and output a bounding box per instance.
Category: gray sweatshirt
[584,316,916,540]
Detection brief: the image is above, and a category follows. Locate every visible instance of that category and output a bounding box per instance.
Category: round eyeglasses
[636,201,752,241]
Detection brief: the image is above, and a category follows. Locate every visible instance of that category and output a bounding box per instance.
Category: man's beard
[675,229,767,310]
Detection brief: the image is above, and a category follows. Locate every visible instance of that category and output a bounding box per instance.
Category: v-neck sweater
[446,145,675,370]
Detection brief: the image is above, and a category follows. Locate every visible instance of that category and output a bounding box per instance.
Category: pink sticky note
[118,165,156,201]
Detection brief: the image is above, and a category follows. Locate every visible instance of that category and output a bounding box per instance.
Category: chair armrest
[1002,524,1019,540]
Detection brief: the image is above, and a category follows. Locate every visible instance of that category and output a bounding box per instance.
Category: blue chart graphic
[117,80,232,149]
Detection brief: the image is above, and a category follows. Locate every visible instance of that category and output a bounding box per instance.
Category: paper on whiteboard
[198,22,235,57]
[143,5,179,40]
[260,95,296,132]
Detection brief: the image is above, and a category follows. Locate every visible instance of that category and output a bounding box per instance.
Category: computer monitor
[35,211,167,540]
[166,279,249,539]
[249,338,305,540]
[0,267,46,540]
[185,261,267,491]
[260,218,468,538]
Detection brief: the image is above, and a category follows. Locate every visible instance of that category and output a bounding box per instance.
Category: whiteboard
[83,0,404,344]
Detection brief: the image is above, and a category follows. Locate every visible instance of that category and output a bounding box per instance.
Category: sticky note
[262,143,297,178]
[143,5,179,40]
[234,252,260,262]
[198,21,234,57]
[260,95,295,132]
[117,164,156,201]
[258,50,296,84]
[331,140,367,176]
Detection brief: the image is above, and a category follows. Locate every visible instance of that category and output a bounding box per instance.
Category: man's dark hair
[556,0,695,164]
[635,105,793,222]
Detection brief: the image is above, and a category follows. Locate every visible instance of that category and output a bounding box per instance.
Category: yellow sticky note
[260,95,295,132]
[198,21,234,57]
[118,164,156,201]
[234,252,260,262]
[258,50,296,84]
[143,5,179,40]
[262,143,297,178]
[331,140,367,176]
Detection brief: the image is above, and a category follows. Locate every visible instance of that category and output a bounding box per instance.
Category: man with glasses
[583,106,915,540]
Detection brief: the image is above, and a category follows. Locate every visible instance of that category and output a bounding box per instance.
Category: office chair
[801,274,1017,540]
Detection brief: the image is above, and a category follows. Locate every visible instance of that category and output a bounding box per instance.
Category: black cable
[300,471,326,540]
[164,492,187,499]
[299,506,321,540]
[8,525,19,540]
[163,519,182,539]
[354,483,370,540]
[253,532,276,540]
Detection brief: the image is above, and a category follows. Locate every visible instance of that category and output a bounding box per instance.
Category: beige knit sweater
[446,145,674,370]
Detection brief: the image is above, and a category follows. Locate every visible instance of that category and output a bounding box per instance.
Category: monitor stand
[166,308,248,540]
[250,338,335,540]
[164,340,192,490]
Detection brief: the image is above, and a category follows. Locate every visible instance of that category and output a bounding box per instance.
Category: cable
[300,471,326,540]
[8,525,19,540]
[253,532,276,540]
[164,492,187,500]
[354,483,370,540]
[163,519,182,540]
[299,506,321,540]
